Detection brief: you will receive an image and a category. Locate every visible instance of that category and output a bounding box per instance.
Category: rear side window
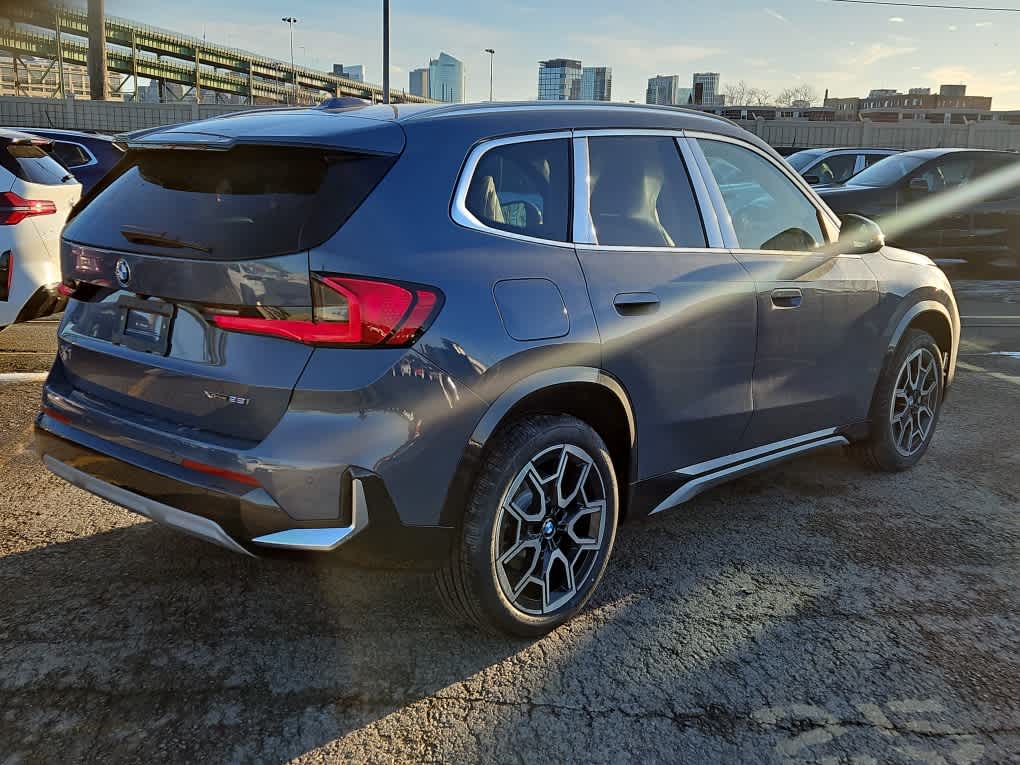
[588,136,706,248]
[0,143,70,185]
[51,142,93,168]
[465,138,570,242]
[806,154,856,184]
[64,146,396,261]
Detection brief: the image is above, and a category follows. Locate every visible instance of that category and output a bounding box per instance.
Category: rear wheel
[852,329,944,471]
[436,415,618,637]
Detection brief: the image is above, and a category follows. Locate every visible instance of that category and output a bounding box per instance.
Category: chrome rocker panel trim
[251,479,370,551]
[650,430,849,515]
[44,455,255,557]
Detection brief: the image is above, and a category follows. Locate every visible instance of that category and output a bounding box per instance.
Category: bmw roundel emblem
[114,258,131,287]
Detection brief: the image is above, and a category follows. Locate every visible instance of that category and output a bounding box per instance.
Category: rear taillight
[0,192,57,226]
[212,275,442,348]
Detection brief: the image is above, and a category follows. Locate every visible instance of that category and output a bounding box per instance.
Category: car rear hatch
[1,133,81,244]
[56,111,403,443]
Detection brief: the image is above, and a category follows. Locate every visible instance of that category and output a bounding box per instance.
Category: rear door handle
[771,288,803,309]
[614,292,660,316]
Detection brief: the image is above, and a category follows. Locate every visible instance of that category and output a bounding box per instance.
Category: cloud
[975,21,993,27]
[947,25,958,31]
[764,8,789,22]
[849,43,918,66]
[888,16,905,22]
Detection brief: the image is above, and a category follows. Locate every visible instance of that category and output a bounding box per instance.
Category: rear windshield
[785,150,825,172]
[64,146,396,261]
[845,154,928,187]
[0,143,72,185]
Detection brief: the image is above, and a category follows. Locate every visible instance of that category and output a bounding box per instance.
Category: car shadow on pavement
[1,445,1016,763]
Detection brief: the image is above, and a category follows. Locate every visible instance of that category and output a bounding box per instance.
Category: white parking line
[0,372,49,384]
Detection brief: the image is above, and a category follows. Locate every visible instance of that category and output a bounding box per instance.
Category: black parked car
[817,148,1020,262]
[18,129,124,193]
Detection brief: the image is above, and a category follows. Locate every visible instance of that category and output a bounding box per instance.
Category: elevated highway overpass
[1,4,430,105]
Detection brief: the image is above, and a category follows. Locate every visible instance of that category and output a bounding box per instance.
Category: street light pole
[484,48,494,101]
[382,0,390,104]
[281,16,297,105]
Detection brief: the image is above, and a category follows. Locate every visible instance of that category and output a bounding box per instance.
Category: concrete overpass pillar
[87,0,110,100]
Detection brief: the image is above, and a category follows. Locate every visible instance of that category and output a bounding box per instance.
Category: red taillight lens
[211,275,441,348]
[0,192,57,226]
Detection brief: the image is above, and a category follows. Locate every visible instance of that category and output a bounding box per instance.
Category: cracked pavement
[0,281,1018,764]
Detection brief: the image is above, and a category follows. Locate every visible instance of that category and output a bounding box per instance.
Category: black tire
[435,414,619,637]
[852,329,945,472]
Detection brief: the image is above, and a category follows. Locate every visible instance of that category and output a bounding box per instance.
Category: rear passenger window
[465,139,570,242]
[588,136,706,248]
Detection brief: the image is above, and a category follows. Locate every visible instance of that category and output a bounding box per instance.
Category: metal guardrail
[2,4,431,104]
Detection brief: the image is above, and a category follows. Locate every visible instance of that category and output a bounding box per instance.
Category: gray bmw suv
[36,102,959,636]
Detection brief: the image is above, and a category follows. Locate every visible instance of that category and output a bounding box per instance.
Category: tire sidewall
[464,417,619,637]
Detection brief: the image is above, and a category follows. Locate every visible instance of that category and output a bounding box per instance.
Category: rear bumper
[15,283,66,324]
[35,416,454,566]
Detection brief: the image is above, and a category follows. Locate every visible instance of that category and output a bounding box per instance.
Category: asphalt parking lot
[1,277,1018,764]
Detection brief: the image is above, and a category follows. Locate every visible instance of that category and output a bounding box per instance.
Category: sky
[108,0,1020,109]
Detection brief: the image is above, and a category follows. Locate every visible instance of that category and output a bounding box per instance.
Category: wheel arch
[872,300,956,415]
[440,367,637,527]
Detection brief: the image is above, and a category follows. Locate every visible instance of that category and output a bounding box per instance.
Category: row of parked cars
[787,145,1020,265]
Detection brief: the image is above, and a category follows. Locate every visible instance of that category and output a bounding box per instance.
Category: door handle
[613,292,660,316]
[771,288,803,309]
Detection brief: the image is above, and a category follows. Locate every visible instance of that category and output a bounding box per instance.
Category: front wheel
[852,329,945,471]
[435,415,619,637]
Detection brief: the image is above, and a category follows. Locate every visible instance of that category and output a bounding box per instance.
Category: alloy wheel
[890,347,940,457]
[493,444,608,616]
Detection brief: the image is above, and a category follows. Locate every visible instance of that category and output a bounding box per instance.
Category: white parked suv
[0,129,81,330]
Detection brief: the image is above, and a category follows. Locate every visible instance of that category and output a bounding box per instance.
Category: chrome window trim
[54,140,98,169]
[676,136,725,248]
[572,129,724,251]
[450,130,576,249]
[571,136,596,245]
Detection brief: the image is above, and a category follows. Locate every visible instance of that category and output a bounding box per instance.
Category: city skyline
[105,0,1020,109]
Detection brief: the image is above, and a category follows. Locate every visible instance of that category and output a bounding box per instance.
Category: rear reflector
[180,458,260,487]
[212,275,441,347]
[0,250,11,301]
[0,192,57,226]
[42,407,70,425]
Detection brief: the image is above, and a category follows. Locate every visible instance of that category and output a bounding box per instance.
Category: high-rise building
[646,74,679,105]
[409,67,429,99]
[333,64,364,83]
[580,66,612,101]
[692,72,722,106]
[676,87,693,106]
[538,59,582,101]
[429,52,465,103]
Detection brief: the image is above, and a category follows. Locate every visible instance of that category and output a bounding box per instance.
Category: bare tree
[776,84,819,106]
[748,88,773,106]
[723,79,752,105]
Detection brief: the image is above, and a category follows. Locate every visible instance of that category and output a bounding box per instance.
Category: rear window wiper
[120,226,212,254]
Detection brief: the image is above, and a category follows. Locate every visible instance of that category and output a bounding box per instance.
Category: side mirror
[838,214,885,255]
[907,177,930,193]
[803,175,821,185]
